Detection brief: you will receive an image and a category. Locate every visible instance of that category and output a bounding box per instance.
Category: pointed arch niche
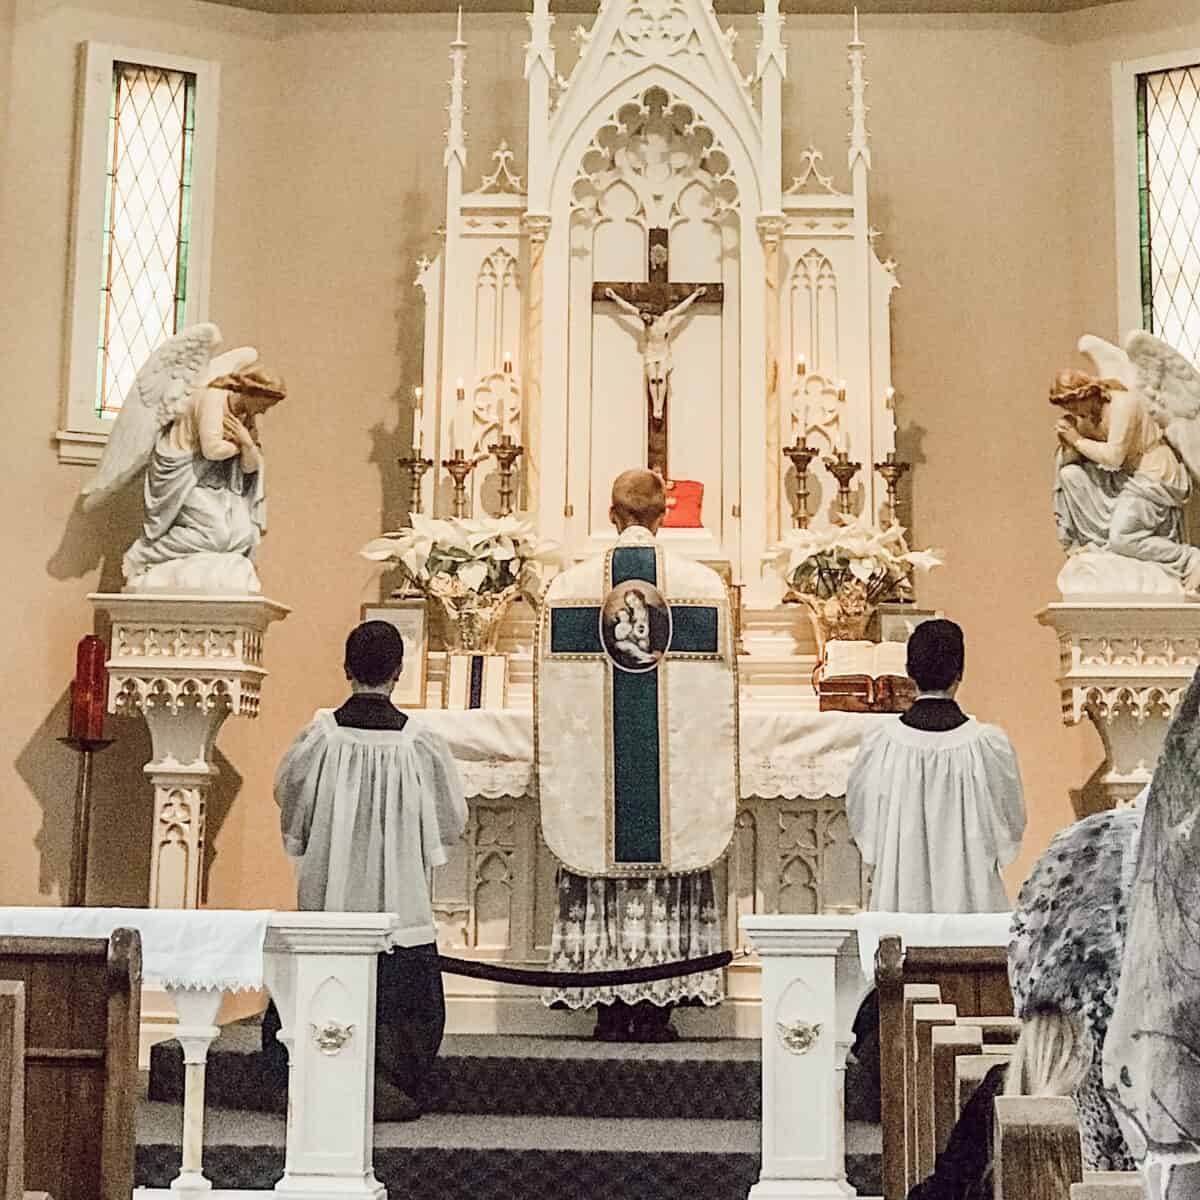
[555,82,749,553]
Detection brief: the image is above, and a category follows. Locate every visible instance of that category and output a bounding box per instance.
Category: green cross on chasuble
[535,541,738,877]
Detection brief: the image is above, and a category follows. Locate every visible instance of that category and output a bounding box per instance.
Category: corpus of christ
[4,0,1200,1196]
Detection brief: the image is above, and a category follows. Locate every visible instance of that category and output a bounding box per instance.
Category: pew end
[994,1096,1083,1200]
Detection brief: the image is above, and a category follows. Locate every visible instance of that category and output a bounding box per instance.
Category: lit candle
[503,351,513,375]
[837,379,847,404]
[840,428,850,455]
[796,355,806,379]
[885,385,896,407]
[69,634,108,743]
[412,386,423,453]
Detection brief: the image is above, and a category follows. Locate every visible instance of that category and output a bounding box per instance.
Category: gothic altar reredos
[415,0,899,598]
[413,0,902,1032]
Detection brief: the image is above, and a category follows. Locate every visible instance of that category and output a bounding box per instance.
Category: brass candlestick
[824,449,862,517]
[442,450,475,518]
[783,439,821,528]
[488,434,525,517]
[398,453,434,514]
[874,451,911,526]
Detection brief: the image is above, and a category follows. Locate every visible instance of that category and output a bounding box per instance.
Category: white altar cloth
[0,907,271,991]
[851,910,1012,980]
[417,706,885,800]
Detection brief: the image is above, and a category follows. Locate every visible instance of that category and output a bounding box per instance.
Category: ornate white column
[741,915,865,1200]
[1038,602,1200,808]
[521,212,551,513]
[166,986,225,1193]
[264,911,397,1200]
[91,593,289,909]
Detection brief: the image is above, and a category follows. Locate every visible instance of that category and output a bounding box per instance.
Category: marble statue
[1053,332,1200,598]
[603,285,706,420]
[81,323,286,594]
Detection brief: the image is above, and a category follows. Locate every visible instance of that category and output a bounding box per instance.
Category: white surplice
[275,713,468,944]
[846,716,1026,913]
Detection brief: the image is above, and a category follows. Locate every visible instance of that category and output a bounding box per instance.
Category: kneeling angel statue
[81,323,286,593]
[1053,332,1200,595]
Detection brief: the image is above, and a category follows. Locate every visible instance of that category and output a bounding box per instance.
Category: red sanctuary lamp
[59,634,114,905]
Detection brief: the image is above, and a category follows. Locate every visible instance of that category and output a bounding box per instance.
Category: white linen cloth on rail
[0,907,271,991]
[851,910,1013,981]
[417,706,885,800]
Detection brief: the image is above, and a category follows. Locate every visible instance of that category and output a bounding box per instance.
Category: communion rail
[0,907,1012,1200]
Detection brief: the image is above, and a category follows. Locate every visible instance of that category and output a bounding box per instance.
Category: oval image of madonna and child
[599,580,673,673]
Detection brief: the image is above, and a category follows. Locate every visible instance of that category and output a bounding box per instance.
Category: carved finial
[846,9,871,173]
[445,8,468,171]
[455,4,464,45]
[479,140,525,193]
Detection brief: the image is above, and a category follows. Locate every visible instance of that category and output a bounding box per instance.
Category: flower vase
[427,578,520,653]
[792,579,875,660]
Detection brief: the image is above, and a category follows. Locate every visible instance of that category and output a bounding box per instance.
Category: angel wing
[1126,330,1200,482]
[80,323,225,511]
[1077,334,1138,391]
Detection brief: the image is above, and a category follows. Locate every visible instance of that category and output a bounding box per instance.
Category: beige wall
[0,0,1195,911]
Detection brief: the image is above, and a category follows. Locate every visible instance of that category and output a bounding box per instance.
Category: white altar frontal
[408,0,907,1034]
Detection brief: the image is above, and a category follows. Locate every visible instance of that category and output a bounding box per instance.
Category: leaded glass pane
[96,62,197,417]
[1139,63,1200,363]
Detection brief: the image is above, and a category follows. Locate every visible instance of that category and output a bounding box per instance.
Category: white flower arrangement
[361,513,559,597]
[763,517,942,602]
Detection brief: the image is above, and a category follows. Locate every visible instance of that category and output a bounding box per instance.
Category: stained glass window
[1138,64,1200,362]
[95,62,196,417]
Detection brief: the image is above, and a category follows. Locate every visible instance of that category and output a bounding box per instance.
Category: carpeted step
[135,1101,882,1198]
[148,1026,763,1120]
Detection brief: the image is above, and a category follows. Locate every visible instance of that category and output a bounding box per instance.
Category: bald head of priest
[610,468,667,533]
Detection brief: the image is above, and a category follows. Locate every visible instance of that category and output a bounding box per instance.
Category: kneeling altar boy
[537,469,738,1041]
[266,620,469,1120]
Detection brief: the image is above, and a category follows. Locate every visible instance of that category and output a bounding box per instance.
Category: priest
[846,618,1026,912]
[536,469,738,1042]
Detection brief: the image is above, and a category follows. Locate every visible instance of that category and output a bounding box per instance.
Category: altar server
[846,619,1025,912]
[268,620,468,1121]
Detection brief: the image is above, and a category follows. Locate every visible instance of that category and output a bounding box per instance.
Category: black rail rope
[436,949,737,989]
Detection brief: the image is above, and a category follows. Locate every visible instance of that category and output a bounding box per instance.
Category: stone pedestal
[90,593,290,909]
[1038,602,1200,809]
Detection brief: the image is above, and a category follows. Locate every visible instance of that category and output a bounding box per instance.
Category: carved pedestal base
[90,593,290,908]
[1038,602,1200,810]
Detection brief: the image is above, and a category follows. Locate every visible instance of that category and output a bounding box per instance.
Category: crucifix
[592,227,724,477]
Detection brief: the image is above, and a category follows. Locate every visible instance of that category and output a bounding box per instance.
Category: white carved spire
[847,6,871,173]
[525,0,555,211]
[445,6,468,171]
[757,0,786,214]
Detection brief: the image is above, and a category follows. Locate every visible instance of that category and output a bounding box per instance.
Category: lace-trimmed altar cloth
[418,706,884,801]
[0,907,271,991]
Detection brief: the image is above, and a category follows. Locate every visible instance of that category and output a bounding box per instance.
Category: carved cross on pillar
[593,228,724,477]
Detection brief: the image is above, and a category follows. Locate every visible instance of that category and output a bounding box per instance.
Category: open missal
[818,641,916,714]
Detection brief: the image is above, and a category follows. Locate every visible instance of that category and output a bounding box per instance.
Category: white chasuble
[846,717,1026,913]
[535,525,738,877]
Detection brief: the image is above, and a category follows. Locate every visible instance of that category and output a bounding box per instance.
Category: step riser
[149,1046,762,1121]
[136,1148,881,1198]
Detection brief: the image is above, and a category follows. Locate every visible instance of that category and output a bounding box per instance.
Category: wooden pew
[994,1096,1083,1200]
[0,931,141,1200]
[877,937,1013,1200]
[0,983,24,1200]
[931,1024,982,1155]
[1070,1174,1145,1199]
[911,1002,957,1183]
[955,1050,1011,1118]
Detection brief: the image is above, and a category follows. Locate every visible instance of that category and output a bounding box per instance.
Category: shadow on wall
[46,480,144,590]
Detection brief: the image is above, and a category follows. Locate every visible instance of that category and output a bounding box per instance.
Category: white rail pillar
[264,912,397,1200]
[166,986,225,1193]
[742,915,865,1200]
